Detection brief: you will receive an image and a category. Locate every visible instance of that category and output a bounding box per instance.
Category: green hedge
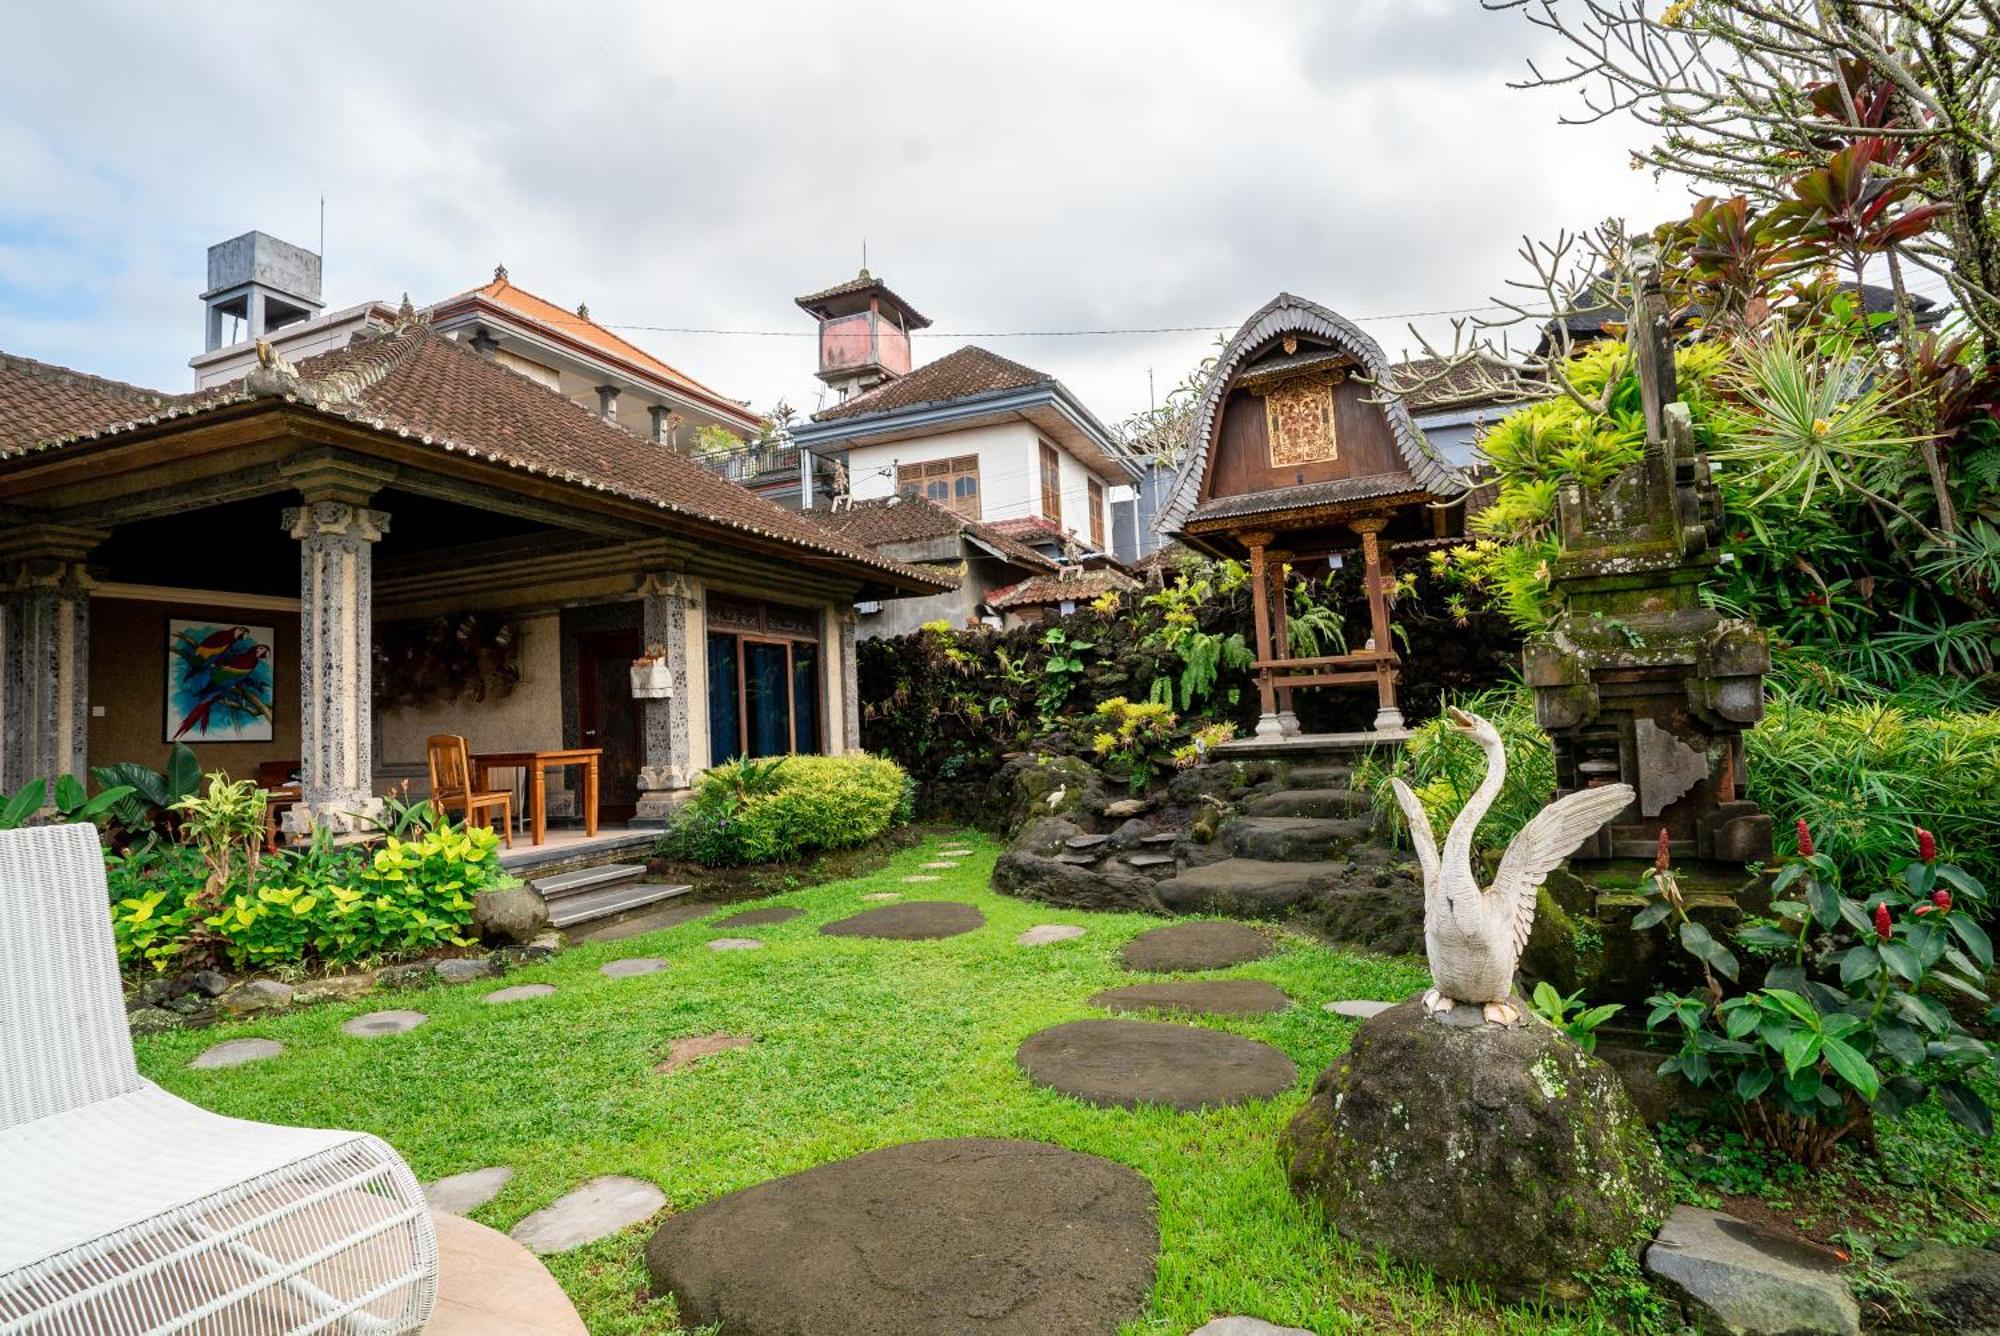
[658,754,914,866]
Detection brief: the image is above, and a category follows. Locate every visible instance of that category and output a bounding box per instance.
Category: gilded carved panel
[1262,372,1340,468]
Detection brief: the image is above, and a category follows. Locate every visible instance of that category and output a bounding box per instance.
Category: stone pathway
[713,905,803,928]
[1016,1018,1296,1112]
[1017,924,1086,946]
[1191,1319,1314,1336]
[484,984,555,1005]
[706,937,765,952]
[600,957,667,978]
[190,1037,283,1069]
[1324,999,1395,1020]
[820,901,985,941]
[644,1138,1156,1335]
[1090,979,1291,1017]
[656,1033,756,1074]
[1119,921,1273,973]
[426,1166,515,1215]
[429,1209,587,1335]
[342,1009,427,1038]
[510,1175,668,1255]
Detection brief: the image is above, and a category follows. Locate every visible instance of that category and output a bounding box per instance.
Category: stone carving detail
[1390,708,1633,1026]
[1262,372,1339,467]
[635,573,693,824]
[282,503,389,835]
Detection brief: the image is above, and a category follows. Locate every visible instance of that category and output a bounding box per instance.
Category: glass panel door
[791,642,820,754]
[707,632,741,762]
[743,640,793,758]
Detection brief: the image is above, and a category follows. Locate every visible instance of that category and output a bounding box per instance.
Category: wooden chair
[424,734,513,848]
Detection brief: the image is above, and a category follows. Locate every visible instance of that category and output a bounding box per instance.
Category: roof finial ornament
[494,262,508,283]
[396,292,417,325]
[245,339,302,399]
[576,301,591,321]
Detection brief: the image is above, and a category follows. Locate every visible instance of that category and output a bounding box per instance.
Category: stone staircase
[532,863,692,929]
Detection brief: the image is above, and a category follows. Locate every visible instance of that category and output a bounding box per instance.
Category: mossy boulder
[1282,998,1670,1303]
[1000,755,1105,834]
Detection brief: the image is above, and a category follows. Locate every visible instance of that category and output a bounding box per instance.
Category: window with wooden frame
[1038,441,1061,524]
[895,455,981,518]
[1088,477,1106,549]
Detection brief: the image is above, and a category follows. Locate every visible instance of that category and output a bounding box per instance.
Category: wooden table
[471,748,602,847]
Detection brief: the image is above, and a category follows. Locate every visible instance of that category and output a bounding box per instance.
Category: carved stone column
[284,501,387,833]
[634,572,693,825]
[0,548,95,792]
[839,609,861,755]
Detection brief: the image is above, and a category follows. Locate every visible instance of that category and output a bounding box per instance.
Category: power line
[594,302,1516,340]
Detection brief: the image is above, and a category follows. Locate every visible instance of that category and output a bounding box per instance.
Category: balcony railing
[692,442,802,483]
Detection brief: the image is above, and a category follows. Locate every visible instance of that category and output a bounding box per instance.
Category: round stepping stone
[655,1032,755,1074]
[820,900,985,941]
[601,957,667,978]
[706,937,764,951]
[713,905,803,928]
[644,1138,1156,1334]
[919,861,958,869]
[860,892,901,902]
[426,1165,514,1215]
[1017,924,1086,946]
[511,1174,666,1255]
[342,1009,427,1038]
[900,874,940,883]
[1119,921,1273,973]
[190,1037,283,1069]
[1324,998,1395,1020]
[1192,1319,1315,1336]
[1016,1018,1296,1111]
[484,984,556,1005]
[1090,979,1291,1017]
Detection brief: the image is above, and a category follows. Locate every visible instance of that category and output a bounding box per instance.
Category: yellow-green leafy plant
[660,754,914,866]
[1090,696,1184,792]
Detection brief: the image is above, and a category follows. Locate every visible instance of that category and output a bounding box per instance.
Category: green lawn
[135,833,1650,1335]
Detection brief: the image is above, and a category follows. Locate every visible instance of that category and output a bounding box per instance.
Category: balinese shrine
[1157,293,1470,740]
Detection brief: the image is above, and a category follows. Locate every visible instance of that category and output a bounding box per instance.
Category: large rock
[993,849,1165,914]
[217,978,295,1016]
[1890,1244,2000,1335]
[1155,859,1335,918]
[645,1138,1157,1334]
[999,755,1106,833]
[1645,1206,1859,1335]
[1210,816,1372,863]
[473,886,550,945]
[1283,999,1670,1303]
[1304,878,1426,957]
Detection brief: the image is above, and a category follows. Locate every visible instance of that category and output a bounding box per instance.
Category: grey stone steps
[1155,859,1338,917]
[1214,815,1372,862]
[1065,834,1112,850]
[1286,765,1354,789]
[1123,853,1175,869]
[544,876,693,929]
[533,862,648,898]
[1243,788,1372,820]
[1139,832,1180,846]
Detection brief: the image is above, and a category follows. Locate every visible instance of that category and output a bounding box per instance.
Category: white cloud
[0,0,1685,423]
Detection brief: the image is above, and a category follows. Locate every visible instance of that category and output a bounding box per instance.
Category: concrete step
[1243,787,1373,820]
[1215,815,1373,862]
[1155,858,1338,917]
[545,878,693,930]
[533,862,648,898]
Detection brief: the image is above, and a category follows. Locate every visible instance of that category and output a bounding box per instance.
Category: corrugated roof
[0,327,952,593]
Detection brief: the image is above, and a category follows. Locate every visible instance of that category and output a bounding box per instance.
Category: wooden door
[577,629,643,824]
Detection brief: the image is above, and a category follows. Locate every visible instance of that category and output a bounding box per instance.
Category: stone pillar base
[1373,707,1407,733]
[1276,711,1302,737]
[282,795,383,837]
[632,789,693,827]
[1254,712,1286,739]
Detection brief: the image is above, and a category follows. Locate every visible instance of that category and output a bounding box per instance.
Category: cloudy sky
[3,1,1698,426]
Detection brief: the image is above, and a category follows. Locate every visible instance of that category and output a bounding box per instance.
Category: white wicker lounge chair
[0,824,437,1334]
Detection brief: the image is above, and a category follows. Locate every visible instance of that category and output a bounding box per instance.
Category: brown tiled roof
[988,566,1140,610]
[0,352,187,453]
[813,346,1052,422]
[1187,476,1431,525]
[809,494,1056,572]
[982,515,1066,543]
[794,270,931,328]
[0,328,952,592]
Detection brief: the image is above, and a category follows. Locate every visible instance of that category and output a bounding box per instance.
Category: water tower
[794,269,930,402]
[201,231,323,351]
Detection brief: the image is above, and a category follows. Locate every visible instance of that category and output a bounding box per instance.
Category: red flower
[1796,818,1814,858]
[1874,902,1893,941]
[1655,828,1672,873]
[1917,827,1937,864]
[1934,888,1953,912]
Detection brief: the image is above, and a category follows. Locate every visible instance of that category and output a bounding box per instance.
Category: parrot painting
[166,620,275,741]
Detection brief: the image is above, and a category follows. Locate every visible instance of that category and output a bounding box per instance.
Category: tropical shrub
[658,754,913,867]
[1357,686,1555,862]
[92,743,202,841]
[1637,826,1995,1166]
[0,774,135,831]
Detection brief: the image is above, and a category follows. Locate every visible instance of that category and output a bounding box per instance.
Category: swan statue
[1390,707,1635,1026]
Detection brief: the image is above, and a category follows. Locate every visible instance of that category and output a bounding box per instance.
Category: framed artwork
[166,619,276,742]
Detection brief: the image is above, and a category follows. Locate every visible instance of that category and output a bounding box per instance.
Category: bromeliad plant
[1638,821,1996,1167]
